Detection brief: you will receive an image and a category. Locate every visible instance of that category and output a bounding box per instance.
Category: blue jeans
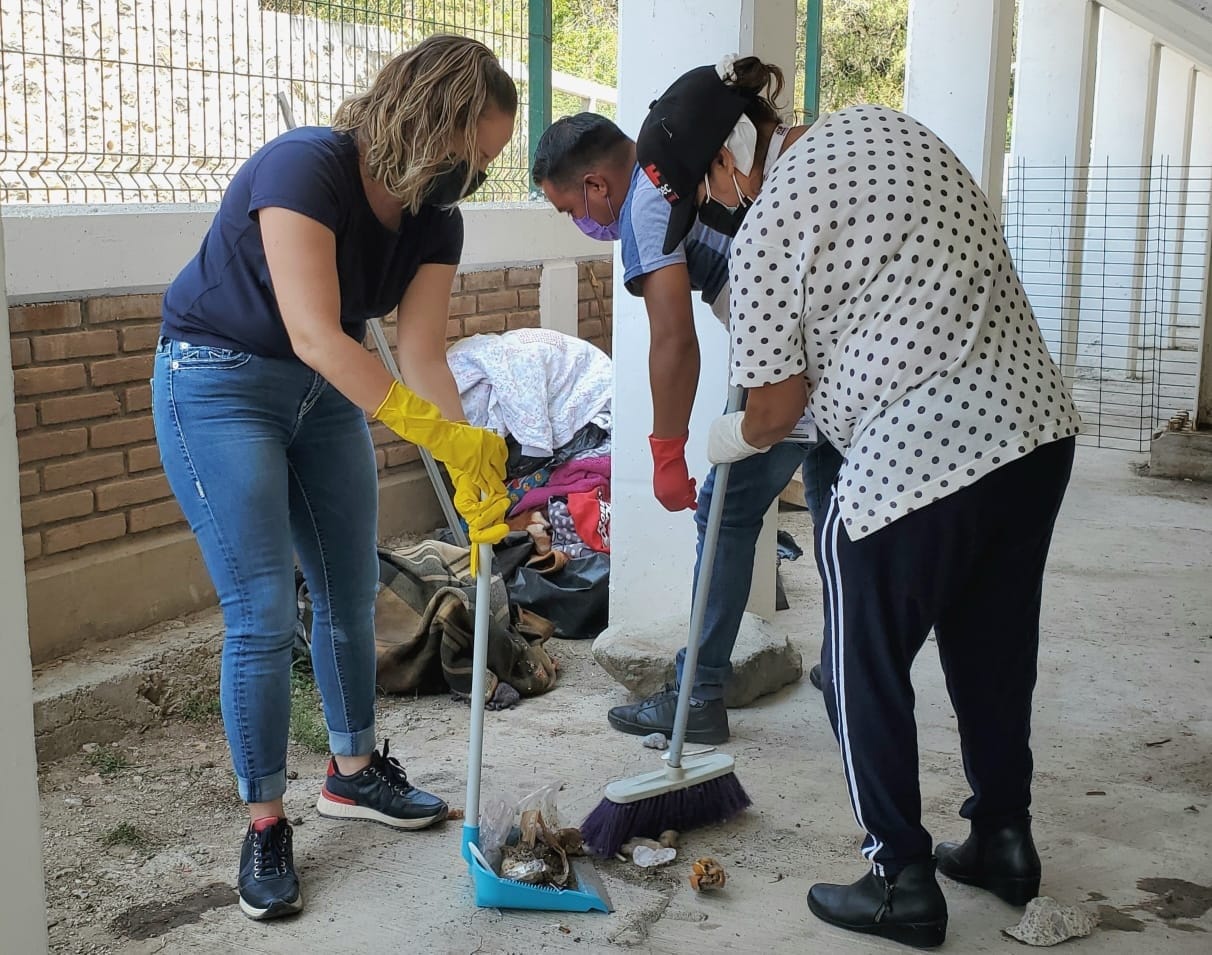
[152,339,380,803]
[676,437,844,701]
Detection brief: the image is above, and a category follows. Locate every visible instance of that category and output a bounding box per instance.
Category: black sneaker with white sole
[238,817,303,921]
[316,739,448,830]
[607,684,730,744]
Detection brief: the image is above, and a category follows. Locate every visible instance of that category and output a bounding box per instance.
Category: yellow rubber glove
[449,466,511,575]
[373,380,510,573]
[375,379,507,488]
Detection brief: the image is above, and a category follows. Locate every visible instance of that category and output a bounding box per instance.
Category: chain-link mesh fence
[1004,159,1211,451]
[1,0,535,203]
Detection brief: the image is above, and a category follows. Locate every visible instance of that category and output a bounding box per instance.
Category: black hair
[532,112,632,188]
[728,56,787,127]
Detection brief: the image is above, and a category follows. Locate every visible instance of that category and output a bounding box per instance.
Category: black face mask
[696,197,750,237]
[423,161,488,206]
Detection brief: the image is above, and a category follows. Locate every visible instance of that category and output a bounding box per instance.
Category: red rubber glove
[649,433,698,512]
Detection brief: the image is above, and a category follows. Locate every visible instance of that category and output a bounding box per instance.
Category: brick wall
[11,259,613,570]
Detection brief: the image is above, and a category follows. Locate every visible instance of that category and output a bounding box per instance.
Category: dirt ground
[38,447,1212,954]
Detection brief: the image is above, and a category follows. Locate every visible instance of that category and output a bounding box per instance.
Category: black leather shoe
[607,684,729,744]
[809,664,823,690]
[807,859,947,949]
[936,819,1041,906]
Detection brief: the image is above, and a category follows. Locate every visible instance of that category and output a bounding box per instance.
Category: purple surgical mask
[572,183,620,241]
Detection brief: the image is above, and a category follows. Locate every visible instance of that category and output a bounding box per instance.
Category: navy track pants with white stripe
[814,437,1075,877]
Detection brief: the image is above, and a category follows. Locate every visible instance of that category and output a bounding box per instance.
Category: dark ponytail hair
[727,56,787,126]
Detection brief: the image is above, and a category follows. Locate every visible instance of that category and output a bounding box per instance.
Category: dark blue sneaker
[238,817,303,920]
[316,740,448,830]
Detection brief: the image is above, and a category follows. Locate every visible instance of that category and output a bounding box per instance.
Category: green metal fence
[0,0,553,203]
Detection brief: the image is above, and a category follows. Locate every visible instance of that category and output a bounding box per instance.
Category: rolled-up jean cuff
[239,768,288,804]
[329,724,377,758]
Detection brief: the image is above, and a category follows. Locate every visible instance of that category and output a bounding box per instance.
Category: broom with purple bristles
[581,387,751,857]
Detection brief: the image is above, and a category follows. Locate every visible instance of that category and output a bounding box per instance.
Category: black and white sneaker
[316,739,448,830]
[238,817,303,920]
[607,684,730,744]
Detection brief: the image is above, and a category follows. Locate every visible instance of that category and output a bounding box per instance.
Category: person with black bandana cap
[154,35,516,922]
[638,58,1080,949]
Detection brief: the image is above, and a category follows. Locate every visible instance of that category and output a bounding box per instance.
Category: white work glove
[706,412,771,465]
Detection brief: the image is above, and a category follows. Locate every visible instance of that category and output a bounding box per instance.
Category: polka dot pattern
[729,106,1082,539]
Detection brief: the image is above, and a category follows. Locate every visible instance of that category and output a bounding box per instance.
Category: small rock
[81,743,100,755]
[64,797,83,808]
[287,770,299,780]
[642,733,668,751]
[1004,897,1099,946]
[78,774,103,786]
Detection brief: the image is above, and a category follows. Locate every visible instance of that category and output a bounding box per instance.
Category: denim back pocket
[170,341,254,370]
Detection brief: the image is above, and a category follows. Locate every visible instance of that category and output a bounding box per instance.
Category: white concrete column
[610,0,797,631]
[904,0,1015,211]
[1151,49,1198,349]
[1083,10,1161,380]
[1192,71,1212,428]
[538,260,580,337]
[0,214,50,953]
[1008,0,1098,373]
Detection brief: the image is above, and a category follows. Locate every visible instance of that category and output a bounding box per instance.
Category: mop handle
[366,318,470,549]
[668,384,745,769]
[463,539,494,828]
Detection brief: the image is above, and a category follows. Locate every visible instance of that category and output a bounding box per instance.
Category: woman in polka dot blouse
[637,59,1081,948]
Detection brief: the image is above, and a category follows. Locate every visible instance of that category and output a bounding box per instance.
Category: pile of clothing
[447,329,613,638]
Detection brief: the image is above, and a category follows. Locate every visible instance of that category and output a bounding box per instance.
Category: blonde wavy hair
[333,35,517,213]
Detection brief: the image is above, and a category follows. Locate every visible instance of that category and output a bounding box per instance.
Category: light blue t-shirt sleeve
[620,164,687,296]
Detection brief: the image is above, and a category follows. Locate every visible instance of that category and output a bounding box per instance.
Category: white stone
[592,612,804,708]
[1004,896,1099,946]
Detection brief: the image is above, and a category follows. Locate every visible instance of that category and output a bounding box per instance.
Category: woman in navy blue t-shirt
[153,35,516,920]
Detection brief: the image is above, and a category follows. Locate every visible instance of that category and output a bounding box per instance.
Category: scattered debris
[631,845,676,868]
[1184,806,1200,814]
[447,808,465,821]
[617,831,680,862]
[1145,738,1171,748]
[1003,897,1099,946]
[1086,790,1106,796]
[641,732,668,751]
[496,811,583,889]
[689,857,727,892]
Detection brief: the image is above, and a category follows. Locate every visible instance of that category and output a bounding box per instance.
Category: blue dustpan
[462,542,612,914]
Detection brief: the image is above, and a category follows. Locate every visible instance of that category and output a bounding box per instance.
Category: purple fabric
[510,456,611,516]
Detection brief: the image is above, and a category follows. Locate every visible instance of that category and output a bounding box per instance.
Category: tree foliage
[797,0,909,116]
[260,1,912,123]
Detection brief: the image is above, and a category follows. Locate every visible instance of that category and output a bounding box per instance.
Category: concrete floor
[56,447,1212,953]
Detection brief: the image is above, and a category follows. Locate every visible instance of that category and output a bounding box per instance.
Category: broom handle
[366,318,470,548]
[668,384,745,769]
[463,539,494,828]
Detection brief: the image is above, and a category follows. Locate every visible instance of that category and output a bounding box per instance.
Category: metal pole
[527,0,553,196]
[802,0,824,124]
